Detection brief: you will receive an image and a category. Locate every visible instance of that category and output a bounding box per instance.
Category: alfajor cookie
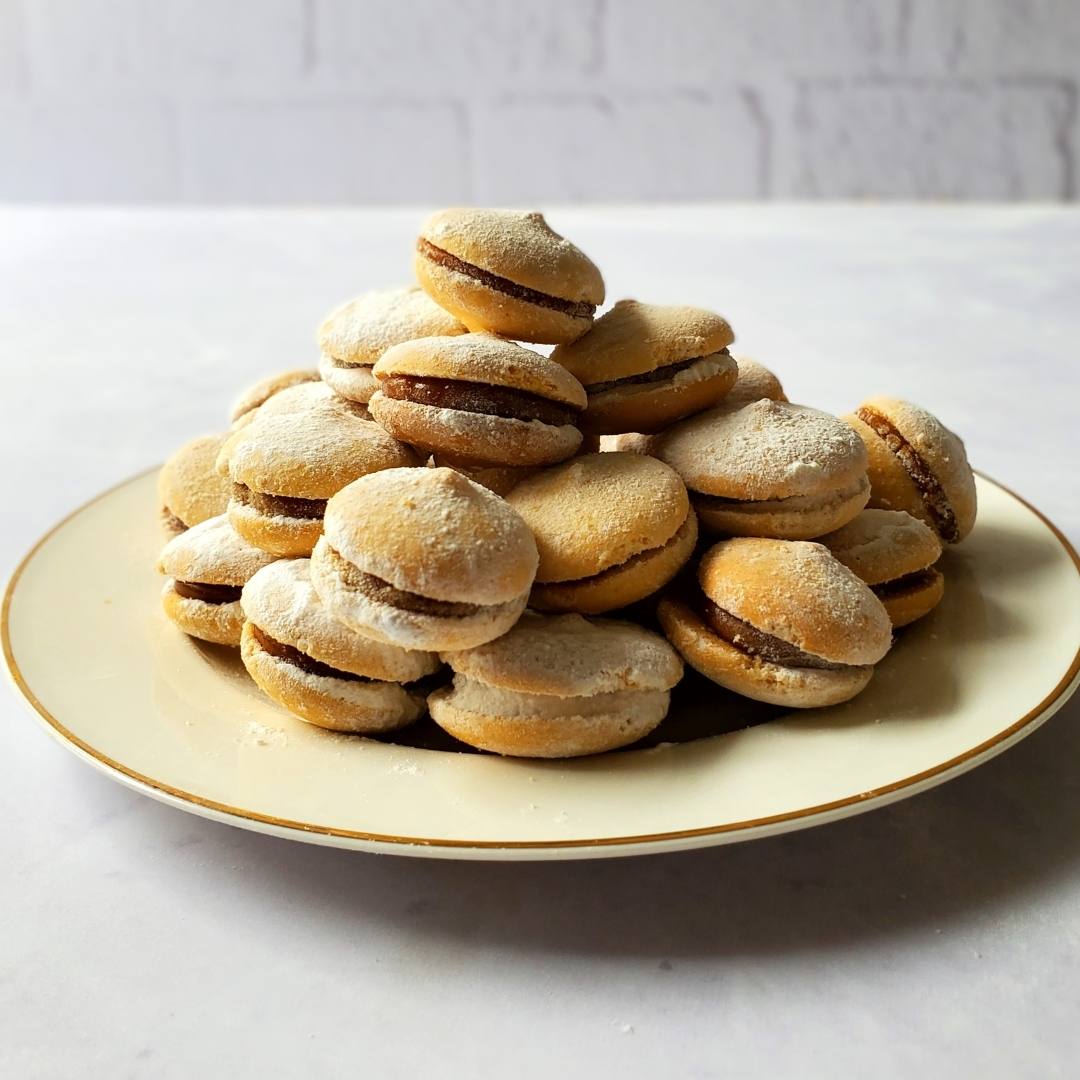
[222,385,418,557]
[414,209,605,344]
[507,453,697,614]
[551,300,737,435]
[655,399,869,539]
[428,612,683,757]
[230,368,319,425]
[845,397,977,544]
[722,357,788,411]
[369,333,587,467]
[658,538,893,708]
[158,515,278,646]
[318,286,467,404]
[240,559,440,734]
[310,467,539,652]
[158,432,233,534]
[820,509,944,628]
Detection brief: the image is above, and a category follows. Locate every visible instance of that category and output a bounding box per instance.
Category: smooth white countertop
[2,206,1078,1078]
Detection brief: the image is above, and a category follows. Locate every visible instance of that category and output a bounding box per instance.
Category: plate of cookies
[4,209,1079,860]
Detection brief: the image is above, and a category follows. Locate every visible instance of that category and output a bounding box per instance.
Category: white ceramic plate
[3,471,1078,860]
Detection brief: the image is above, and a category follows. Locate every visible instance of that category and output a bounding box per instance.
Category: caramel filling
[417,237,596,319]
[251,624,367,682]
[871,567,940,600]
[700,596,852,671]
[326,544,482,618]
[380,374,577,427]
[161,506,188,533]
[173,580,243,604]
[586,351,729,396]
[855,407,958,543]
[328,357,373,372]
[232,483,326,521]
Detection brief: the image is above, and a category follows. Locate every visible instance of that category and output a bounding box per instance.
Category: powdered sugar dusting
[158,514,279,584]
[241,559,439,682]
[322,467,538,605]
[318,286,467,365]
[444,611,683,697]
[700,537,892,665]
[656,399,867,500]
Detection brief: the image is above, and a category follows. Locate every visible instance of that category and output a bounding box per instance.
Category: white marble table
[2,206,1078,1078]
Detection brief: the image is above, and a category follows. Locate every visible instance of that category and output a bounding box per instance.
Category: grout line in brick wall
[739,86,772,199]
[302,0,317,77]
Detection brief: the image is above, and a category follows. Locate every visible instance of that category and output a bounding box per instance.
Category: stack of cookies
[156,208,977,758]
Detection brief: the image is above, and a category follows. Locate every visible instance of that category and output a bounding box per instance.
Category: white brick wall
[1,0,1077,202]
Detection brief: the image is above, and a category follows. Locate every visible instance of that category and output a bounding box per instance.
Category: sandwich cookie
[550,300,737,434]
[240,559,440,734]
[310,467,539,652]
[820,509,944,628]
[230,368,319,425]
[158,433,232,534]
[844,396,977,544]
[428,612,683,757]
[658,538,893,708]
[223,387,418,557]
[158,515,278,646]
[655,399,870,539]
[507,453,698,614]
[369,332,587,467]
[414,208,605,344]
[318,286,467,404]
[721,357,788,411]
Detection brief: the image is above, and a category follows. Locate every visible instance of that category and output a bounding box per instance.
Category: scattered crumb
[239,720,288,748]
[390,761,422,776]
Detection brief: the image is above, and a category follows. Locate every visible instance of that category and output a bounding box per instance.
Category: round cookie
[318,286,467,404]
[655,399,870,539]
[158,432,232,534]
[820,509,944,628]
[230,368,320,424]
[721,357,788,410]
[844,396,977,544]
[429,612,683,757]
[310,467,539,652]
[414,208,605,345]
[658,537,893,708]
[551,300,737,435]
[240,559,440,734]
[506,453,698,614]
[370,333,587,468]
[222,386,418,557]
[158,515,278,646]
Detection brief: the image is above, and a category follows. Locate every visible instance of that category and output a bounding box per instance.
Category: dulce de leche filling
[871,567,940,600]
[699,595,852,671]
[417,237,596,319]
[586,351,730,396]
[251,623,368,682]
[233,483,326,520]
[380,374,578,427]
[855,406,958,543]
[173,580,243,604]
[327,544,481,619]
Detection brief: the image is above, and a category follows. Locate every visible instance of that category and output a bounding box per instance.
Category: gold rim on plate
[3,468,1079,853]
